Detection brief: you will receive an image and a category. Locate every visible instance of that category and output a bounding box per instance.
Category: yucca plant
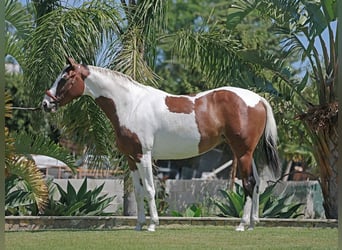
[43,178,115,216]
[260,183,304,218]
[214,182,303,218]
[213,183,245,218]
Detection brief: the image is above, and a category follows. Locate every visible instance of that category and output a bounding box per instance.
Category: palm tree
[170,0,338,218]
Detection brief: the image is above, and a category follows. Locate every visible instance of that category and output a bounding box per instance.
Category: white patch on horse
[225,87,261,107]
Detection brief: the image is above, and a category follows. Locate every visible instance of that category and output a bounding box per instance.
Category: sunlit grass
[6,225,337,250]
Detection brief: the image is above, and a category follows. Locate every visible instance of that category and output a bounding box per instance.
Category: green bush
[213,182,304,218]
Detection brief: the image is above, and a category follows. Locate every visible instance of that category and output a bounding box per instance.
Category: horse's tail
[260,98,281,178]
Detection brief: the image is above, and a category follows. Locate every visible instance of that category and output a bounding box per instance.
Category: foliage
[213,183,245,218]
[171,204,203,217]
[213,182,304,218]
[5,73,46,136]
[260,183,304,218]
[43,178,115,216]
[5,91,49,213]
[5,0,32,65]
[5,174,39,215]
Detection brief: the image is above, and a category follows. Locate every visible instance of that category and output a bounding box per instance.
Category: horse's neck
[85,66,145,103]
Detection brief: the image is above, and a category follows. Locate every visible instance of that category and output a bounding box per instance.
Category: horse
[42,57,280,232]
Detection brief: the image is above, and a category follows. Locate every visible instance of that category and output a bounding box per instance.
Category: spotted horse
[42,58,280,232]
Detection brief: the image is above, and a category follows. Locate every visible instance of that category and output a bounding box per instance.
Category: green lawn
[5,225,338,250]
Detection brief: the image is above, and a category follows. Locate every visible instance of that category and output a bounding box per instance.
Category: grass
[5,225,337,250]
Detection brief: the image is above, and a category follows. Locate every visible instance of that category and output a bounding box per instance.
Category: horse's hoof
[147,224,156,232]
[235,225,245,232]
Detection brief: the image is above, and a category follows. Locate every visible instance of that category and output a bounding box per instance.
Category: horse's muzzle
[42,99,57,112]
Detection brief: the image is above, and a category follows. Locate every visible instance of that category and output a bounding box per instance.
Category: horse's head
[42,57,89,112]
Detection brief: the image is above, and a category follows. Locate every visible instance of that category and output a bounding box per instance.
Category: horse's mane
[88,66,143,87]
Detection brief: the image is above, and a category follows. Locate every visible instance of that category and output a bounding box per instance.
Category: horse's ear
[66,57,77,66]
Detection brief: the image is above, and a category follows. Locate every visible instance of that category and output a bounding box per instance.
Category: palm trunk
[313,127,338,219]
[301,102,338,219]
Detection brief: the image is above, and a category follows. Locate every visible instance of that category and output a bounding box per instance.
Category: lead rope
[10,106,41,111]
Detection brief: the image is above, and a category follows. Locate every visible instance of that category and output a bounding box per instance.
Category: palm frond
[25,1,122,101]
[55,96,116,161]
[5,32,25,66]
[169,28,280,93]
[12,131,75,172]
[169,29,244,88]
[109,0,166,85]
[6,155,49,213]
[111,26,160,86]
[133,0,167,67]
[5,0,32,38]
[5,91,12,119]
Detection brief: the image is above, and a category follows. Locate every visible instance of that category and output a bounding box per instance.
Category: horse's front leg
[137,151,159,232]
[249,160,260,230]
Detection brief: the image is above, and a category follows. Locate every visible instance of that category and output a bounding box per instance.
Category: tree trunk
[300,102,338,219]
[314,128,338,219]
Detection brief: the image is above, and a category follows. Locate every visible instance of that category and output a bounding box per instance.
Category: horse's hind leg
[235,152,260,231]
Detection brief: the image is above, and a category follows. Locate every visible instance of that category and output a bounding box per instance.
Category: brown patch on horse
[95,96,142,170]
[56,64,89,106]
[195,90,266,155]
[165,96,194,114]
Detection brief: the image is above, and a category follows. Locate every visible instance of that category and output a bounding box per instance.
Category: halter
[45,71,77,103]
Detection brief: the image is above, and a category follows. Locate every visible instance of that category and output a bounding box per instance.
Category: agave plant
[43,178,115,216]
[214,182,304,218]
[171,204,203,218]
[214,183,245,218]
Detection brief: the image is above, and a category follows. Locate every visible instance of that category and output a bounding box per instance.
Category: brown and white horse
[42,58,280,231]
